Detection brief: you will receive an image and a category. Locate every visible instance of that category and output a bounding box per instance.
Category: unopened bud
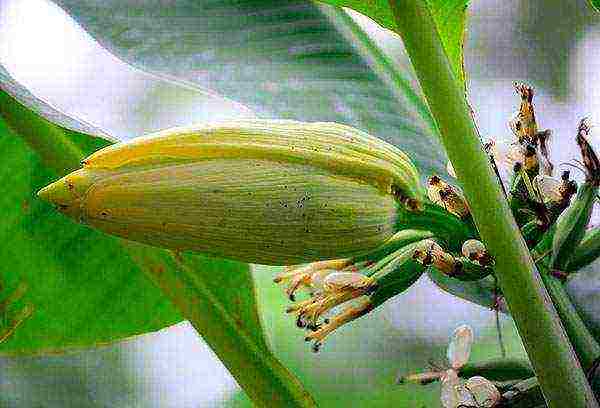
[38,120,424,265]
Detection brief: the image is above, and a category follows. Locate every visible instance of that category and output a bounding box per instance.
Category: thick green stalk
[387,1,598,407]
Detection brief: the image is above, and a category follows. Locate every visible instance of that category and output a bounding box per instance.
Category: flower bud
[510,82,538,143]
[37,120,424,265]
[461,239,493,266]
[447,324,473,370]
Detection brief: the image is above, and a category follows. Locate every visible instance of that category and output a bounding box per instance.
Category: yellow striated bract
[38,120,423,265]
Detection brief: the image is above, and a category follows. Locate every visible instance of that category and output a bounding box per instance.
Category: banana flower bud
[37,120,425,265]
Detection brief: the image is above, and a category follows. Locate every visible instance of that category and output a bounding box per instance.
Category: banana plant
[2,1,600,407]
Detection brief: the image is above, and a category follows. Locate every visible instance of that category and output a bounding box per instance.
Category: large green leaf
[0,69,269,356]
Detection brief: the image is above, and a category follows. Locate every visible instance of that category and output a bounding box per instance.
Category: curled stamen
[274,259,352,300]
[292,279,373,326]
[304,296,373,350]
[284,271,376,349]
[279,239,430,351]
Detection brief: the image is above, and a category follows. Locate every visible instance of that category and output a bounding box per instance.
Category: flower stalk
[387,0,598,406]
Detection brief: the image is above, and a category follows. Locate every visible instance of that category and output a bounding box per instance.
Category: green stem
[0,88,317,408]
[540,271,600,374]
[387,1,598,407]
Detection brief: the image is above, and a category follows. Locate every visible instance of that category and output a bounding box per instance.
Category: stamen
[274,259,352,300]
[304,296,372,348]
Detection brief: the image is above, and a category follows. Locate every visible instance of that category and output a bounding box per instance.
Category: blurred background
[0,0,599,406]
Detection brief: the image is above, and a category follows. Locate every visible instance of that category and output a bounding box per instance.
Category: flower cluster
[274,82,600,352]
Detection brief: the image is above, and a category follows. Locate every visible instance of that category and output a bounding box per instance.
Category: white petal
[447,325,474,370]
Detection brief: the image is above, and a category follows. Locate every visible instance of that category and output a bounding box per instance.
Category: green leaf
[0,109,179,353]
[314,0,469,84]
